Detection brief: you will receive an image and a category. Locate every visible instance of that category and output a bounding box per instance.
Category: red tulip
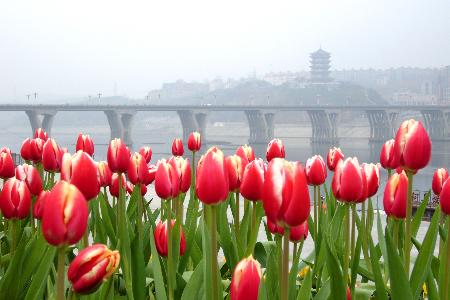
[196,147,229,205]
[240,158,265,201]
[439,179,450,215]
[432,168,449,196]
[76,133,95,156]
[169,156,191,193]
[109,173,126,198]
[33,190,50,219]
[262,158,310,228]
[61,151,100,200]
[15,163,43,196]
[97,161,112,187]
[68,244,120,294]
[126,181,147,196]
[171,138,184,156]
[332,158,363,203]
[327,147,344,171]
[236,145,255,168]
[138,146,153,163]
[393,119,431,172]
[30,138,44,163]
[148,164,157,185]
[383,171,408,219]
[107,138,130,173]
[155,159,180,199]
[20,138,32,161]
[347,287,351,300]
[42,138,61,172]
[128,153,150,185]
[0,178,31,219]
[34,128,48,141]
[266,138,285,162]
[380,139,399,170]
[361,163,381,199]
[0,147,15,179]
[230,256,262,300]
[289,220,309,242]
[154,220,186,257]
[187,131,201,152]
[42,181,88,246]
[225,155,244,192]
[305,155,327,186]
[267,218,284,235]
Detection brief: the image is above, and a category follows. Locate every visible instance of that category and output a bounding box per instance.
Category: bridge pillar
[104,110,136,147]
[420,109,449,141]
[177,110,208,144]
[244,110,277,157]
[307,110,339,147]
[365,110,398,143]
[25,110,57,137]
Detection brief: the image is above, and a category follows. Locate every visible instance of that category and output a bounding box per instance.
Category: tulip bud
[332,157,363,203]
[230,256,262,300]
[34,190,50,219]
[109,173,126,198]
[305,155,327,186]
[61,151,100,201]
[15,163,43,196]
[240,158,265,201]
[361,163,381,199]
[42,138,61,172]
[68,244,120,294]
[107,138,130,173]
[187,131,202,152]
[154,220,186,257]
[128,153,150,185]
[380,139,399,170]
[138,146,153,163]
[0,177,31,219]
[236,145,255,168]
[34,128,49,141]
[97,161,112,187]
[393,119,431,172]
[42,181,88,246]
[76,133,95,156]
[169,156,191,193]
[196,147,229,205]
[30,138,44,163]
[155,159,180,199]
[20,138,32,161]
[266,138,285,162]
[383,171,408,219]
[171,138,184,156]
[225,155,244,192]
[289,221,309,242]
[432,168,449,196]
[263,158,310,228]
[439,179,450,215]
[327,147,344,171]
[0,147,15,179]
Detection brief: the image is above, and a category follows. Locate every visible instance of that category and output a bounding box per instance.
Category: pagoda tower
[310,48,332,84]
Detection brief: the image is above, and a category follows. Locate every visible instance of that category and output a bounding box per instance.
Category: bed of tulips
[0,118,449,300]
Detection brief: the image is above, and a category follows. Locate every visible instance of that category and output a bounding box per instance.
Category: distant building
[147,79,209,101]
[438,66,450,104]
[309,48,333,84]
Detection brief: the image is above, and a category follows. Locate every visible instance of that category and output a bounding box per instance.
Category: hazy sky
[1,0,449,100]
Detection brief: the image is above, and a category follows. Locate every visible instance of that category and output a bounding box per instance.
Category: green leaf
[409,207,440,299]
[99,192,117,246]
[23,245,56,300]
[426,270,439,300]
[368,230,388,300]
[324,236,346,300]
[385,226,413,300]
[217,200,238,271]
[297,267,312,300]
[131,228,146,300]
[289,241,302,300]
[149,222,168,300]
[377,209,389,282]
[314,279,330,300]
[412,191,430,238]
[181,260,204,300]
[178,189,200,273]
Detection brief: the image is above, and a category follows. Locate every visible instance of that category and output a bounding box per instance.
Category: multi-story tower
[310,48,332,84]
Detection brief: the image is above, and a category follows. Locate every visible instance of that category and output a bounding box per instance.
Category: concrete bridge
[1,104,449,148]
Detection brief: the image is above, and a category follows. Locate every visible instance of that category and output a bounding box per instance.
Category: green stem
[167,199,174,300]
[235,191,240,238]
[361,201,371,273]
[56,246,66,300]
[405,171,414,275]
[393,218,399,253]
[343,203,350,285]
[387,168,392,179]
[281,228,290,300]
[351,204,356,262]
[313,186,318,240]
[10,220,17,255]
[136,184,144,241]
[443,216,450,300]
[277,235,282,297]
[210,205,219,300]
